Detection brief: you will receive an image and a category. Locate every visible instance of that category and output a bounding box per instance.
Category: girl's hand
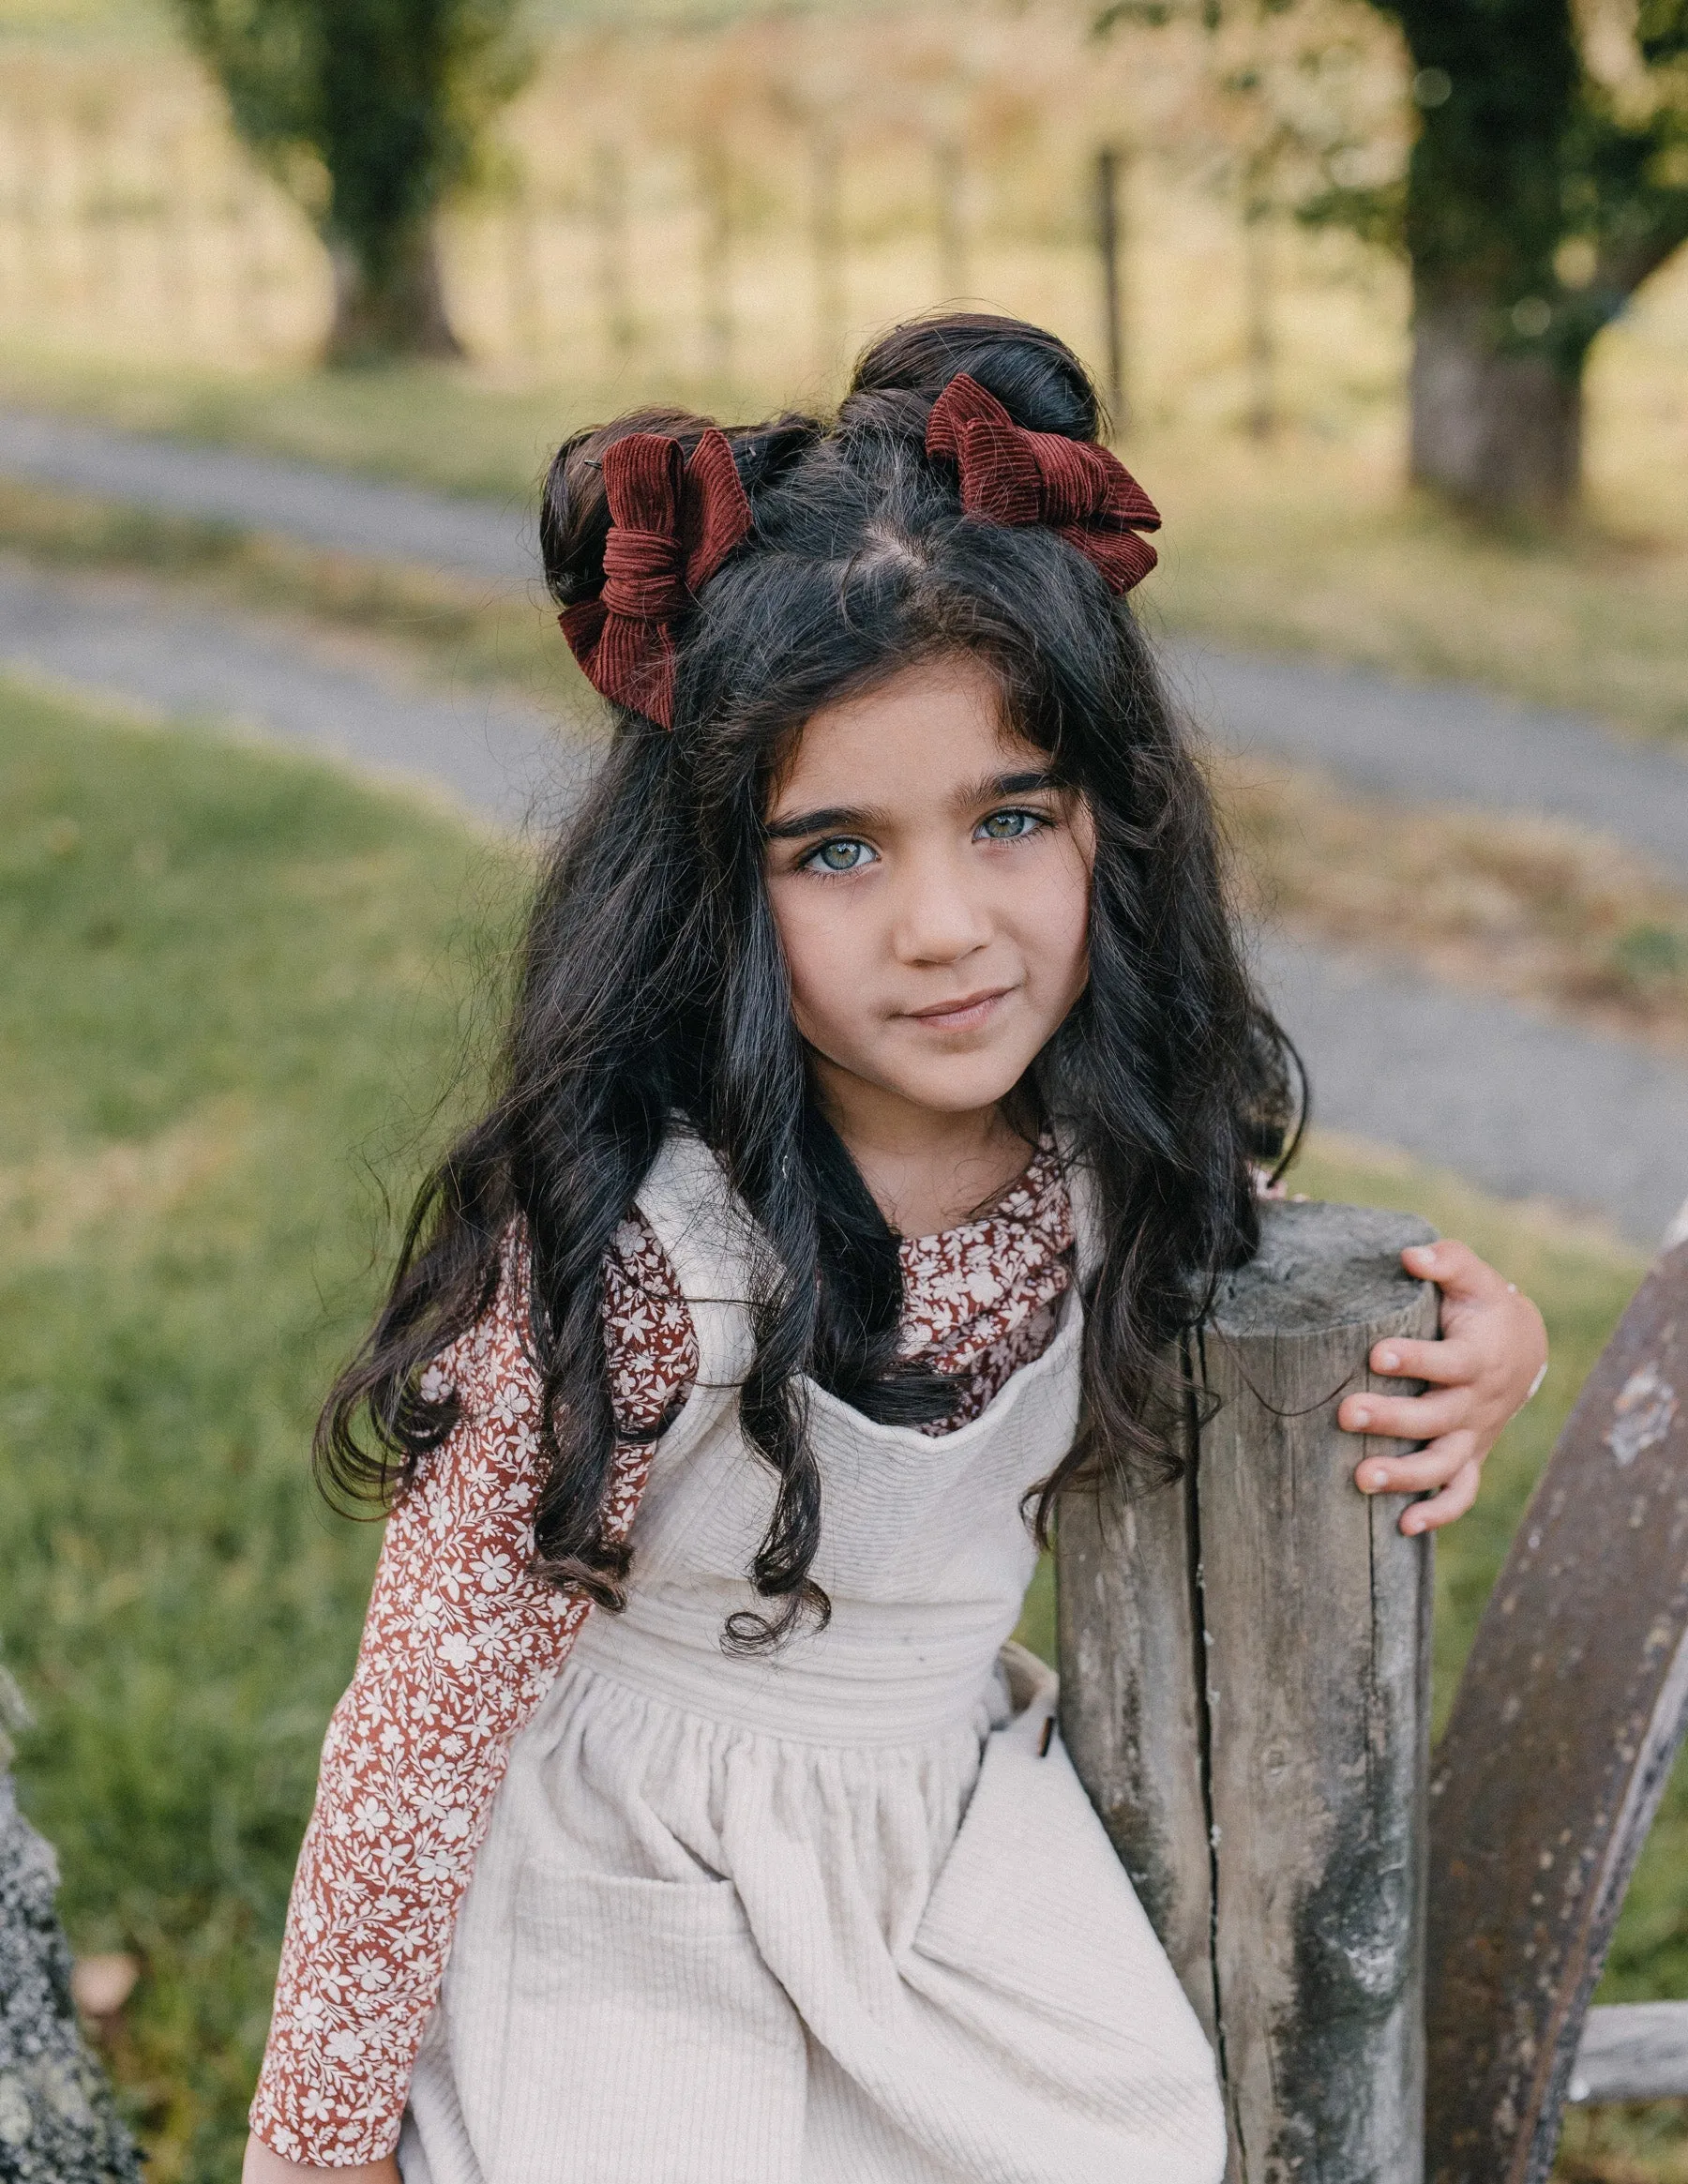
[1337,1239,1548,1537]
[242,2134,399,2184]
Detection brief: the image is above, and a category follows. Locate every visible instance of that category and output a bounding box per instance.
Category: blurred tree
[172,0,532,364]
[1102,0,1688,516]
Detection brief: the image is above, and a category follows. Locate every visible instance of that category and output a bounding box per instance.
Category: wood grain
[1061,1198,1439,2184]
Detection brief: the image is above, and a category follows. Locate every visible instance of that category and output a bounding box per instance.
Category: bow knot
[560,427,753,728]
[600,522,688,624]
[925,373,1160,594]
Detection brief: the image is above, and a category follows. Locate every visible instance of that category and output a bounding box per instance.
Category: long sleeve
[250,1228,697,2166]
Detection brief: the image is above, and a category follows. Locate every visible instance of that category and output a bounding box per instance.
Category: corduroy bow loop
[924,372,1161,594]
[559,426,754,729]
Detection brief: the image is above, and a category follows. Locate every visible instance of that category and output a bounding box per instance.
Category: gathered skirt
[399,1634,1226,2184]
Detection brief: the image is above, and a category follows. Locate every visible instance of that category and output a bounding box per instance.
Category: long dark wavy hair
[317,311,1302,1649]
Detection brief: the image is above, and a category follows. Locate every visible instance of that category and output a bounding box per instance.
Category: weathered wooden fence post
[1093,143,1128,431]
[1060,1199,1439,2182]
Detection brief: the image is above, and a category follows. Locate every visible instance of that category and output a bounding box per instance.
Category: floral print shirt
[249,1143,1074,2166]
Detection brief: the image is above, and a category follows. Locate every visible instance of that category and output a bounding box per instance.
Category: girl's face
[763,655,1095,1131]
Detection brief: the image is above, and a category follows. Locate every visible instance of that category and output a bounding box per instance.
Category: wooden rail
[1571,2001,1688,2104]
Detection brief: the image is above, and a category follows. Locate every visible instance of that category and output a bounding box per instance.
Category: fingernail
[1378,1350,1399,1370]
[1404,1517,1423,1534]
[1350,1404,1371,1426]
[1363,1465,1389,1490]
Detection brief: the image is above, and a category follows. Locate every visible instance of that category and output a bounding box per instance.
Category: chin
[892,1060,1029,1114]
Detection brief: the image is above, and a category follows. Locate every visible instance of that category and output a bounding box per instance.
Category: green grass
[0,677,526,2180]
[0,678,1676,2178]
[0,347,604,505]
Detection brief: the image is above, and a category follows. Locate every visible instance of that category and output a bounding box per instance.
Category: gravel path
[0,422,1682,1245]
[0,408,534,580]
[0,558,590,831]
[1262,937,1685,1244]
[3,403,1684,875]
[1170,641,1688,886]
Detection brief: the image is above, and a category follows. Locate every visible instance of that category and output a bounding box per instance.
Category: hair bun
[848,312,1103,444]
[539,409,822,611]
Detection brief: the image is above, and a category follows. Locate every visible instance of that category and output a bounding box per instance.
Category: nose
[889,845,994,967]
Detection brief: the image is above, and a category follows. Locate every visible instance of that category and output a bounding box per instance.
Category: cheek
[767,884,861,1033]
[1027,842,1093,1001]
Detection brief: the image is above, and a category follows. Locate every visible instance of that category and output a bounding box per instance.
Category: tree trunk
[325,220,463,367]
[1408,290,1583,516]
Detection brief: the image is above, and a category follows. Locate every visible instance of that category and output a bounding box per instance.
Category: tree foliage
[1105,0,1688,364]
[173,0,532,359]
[1390,0,1688,371]
[1101,0,1688,506]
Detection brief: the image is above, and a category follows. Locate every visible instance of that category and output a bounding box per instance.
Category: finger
[1340,1388,1469,1439]
[1354,1432,1478,1497]
[1401,1458,1483,1534]
[1367,1334,1482,1387]
[1400,1238,1512,1307]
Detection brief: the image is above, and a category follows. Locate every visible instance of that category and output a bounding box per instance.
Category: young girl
[245,314,1546,2184]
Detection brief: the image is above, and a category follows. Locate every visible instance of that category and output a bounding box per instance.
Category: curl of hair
[316,312,1302,1649]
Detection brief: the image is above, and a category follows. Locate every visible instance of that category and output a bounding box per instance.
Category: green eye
[977,808,1046,841]
[806,837,876,873]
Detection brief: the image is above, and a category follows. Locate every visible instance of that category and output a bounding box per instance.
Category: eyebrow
[964,768,1059,802]
[763,802,889,841]
[763,771,1060,843]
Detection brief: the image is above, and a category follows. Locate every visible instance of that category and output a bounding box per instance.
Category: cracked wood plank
[1060,1198,1438,2183]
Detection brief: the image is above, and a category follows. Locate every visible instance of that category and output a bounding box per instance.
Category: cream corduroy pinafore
[399,1130,1226,2184]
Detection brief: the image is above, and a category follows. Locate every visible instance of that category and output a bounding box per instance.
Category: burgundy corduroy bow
[925,373,1161,594]
[559,427,753,729]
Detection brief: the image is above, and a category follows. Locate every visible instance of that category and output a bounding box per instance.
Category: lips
[904,986,1016,1030]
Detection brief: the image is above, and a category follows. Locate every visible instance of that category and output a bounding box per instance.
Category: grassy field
[0,677,525,2178]
[1219,753,1688,1051]
[0,678,1679,2179]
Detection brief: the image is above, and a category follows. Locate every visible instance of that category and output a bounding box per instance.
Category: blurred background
[0,0,1683,2176]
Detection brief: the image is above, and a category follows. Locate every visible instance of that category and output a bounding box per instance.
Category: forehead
[769,655,1040,813]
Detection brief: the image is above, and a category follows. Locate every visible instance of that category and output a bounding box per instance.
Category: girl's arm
[249,1230,693,2170]
[1340,1238,1549,1533]
[249,1281,595,2167]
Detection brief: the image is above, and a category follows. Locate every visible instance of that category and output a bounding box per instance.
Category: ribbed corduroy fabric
[399,1130,1227,2184]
